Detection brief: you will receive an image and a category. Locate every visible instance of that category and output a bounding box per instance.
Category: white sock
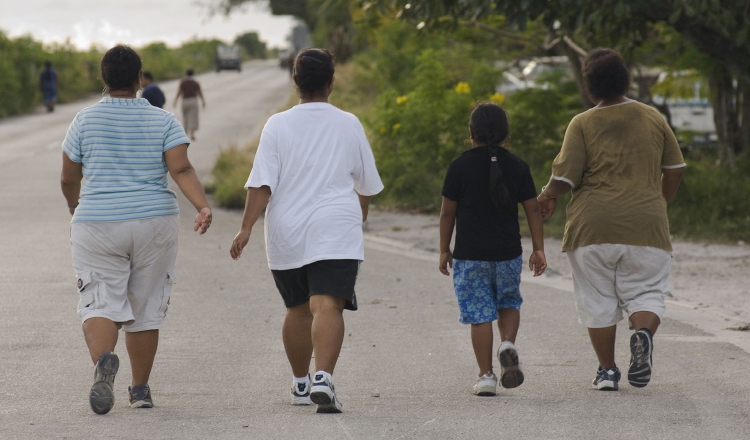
[293,375,310,386]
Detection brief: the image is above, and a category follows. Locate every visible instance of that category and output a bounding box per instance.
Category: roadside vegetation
[0,29,269,118]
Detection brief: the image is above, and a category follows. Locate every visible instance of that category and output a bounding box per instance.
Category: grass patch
[210,93,297,209]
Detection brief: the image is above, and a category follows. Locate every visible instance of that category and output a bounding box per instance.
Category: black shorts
[271,259,360,311]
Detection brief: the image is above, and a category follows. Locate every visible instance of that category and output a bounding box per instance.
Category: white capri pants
[71,215,179,332]
[567,244,672,328]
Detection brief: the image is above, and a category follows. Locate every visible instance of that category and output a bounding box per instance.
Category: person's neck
[595,95,630,108]
[299,96,329,104]
[109,90,137,99]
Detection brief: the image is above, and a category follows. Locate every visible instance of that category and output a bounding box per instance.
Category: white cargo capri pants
[567,244,672,328]
[71,215,179,332]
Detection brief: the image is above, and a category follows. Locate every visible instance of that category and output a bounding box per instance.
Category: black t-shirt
[442,146,537,262]
[142,84,166,109]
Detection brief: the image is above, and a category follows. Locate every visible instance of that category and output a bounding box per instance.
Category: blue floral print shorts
[453,256,523,324]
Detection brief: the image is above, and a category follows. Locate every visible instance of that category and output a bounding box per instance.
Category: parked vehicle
[216,44,242,72]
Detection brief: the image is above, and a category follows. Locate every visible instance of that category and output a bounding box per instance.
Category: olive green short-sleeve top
[551,100,685,252]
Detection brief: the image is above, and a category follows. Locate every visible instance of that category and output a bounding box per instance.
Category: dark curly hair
[293,48,335,99]
[469,102,511,208]
[101,45,142,93]
[582,48,630,102]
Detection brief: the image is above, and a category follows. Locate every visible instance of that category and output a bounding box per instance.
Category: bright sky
[0,0,297,49]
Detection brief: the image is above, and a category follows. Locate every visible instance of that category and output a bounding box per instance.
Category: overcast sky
[0,0,296,49]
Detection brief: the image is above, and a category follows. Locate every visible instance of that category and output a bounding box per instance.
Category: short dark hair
[142,71,154,81]
[101,45,142,92]
[293,48,335,99]
[186,69,194,76]
[469,102,511,208]
[44,61,52,68]
[582,48,630,102]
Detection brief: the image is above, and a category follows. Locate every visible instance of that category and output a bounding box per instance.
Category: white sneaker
[472,373,498,396]
[291,376,312,405]
[497,340,525,389]
[310,371,343,413]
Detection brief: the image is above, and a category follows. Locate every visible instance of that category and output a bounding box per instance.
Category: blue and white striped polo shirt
[63,97,191,223]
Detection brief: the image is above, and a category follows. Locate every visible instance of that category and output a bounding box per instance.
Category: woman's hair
[100,45,142,92]
[186,69,194,76]
[293,48,335,99]
[469,102,510,208]
[582,48,630,102]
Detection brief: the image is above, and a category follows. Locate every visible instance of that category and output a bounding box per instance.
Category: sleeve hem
[661,163,686,169]
[552,175,576,189]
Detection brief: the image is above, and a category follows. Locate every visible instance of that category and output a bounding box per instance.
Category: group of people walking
[60,44,683,415]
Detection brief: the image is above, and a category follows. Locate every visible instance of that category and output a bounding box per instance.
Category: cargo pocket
[159,272,175,317]
[76,272,98,319]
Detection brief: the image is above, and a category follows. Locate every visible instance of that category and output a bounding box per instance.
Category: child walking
[439,102,547,396]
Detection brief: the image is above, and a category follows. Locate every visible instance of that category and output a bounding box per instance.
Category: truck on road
[216,44,242,72]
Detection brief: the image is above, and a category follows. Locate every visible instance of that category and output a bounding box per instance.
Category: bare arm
[439,197,457,275]
[536,178,573,219]
[60,152,83,215]
[521,198,547,276]
[230,186,272,260]
[357,193,372,222]
[197,86,206,108]
[164,144,212,234]
[662,167,684,203]
[173,84,182,107]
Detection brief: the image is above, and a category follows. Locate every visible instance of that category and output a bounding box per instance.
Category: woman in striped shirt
[60,45,212,414]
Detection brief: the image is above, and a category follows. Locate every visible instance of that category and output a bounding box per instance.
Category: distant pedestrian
[173,69,205,140]
[230,48,383,414]
[537,48,685,391]
[439,102,547,396]
[60,45,212,415]
[40,61,58,112]
[140,71,165,108]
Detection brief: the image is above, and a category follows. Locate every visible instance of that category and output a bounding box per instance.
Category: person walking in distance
[537,49,685,391]
[40,61,58,112]
[60,45,212,414]
[439,102,547,396]
[140,71,166,108]
[230,48,383,414]
[173,69,205,140]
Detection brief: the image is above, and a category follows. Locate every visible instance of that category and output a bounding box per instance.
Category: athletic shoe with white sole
[593,367,621,391]
[310,372,343,413]
[89,352,119,414]
[291,376,312,405]
[497,341,524,389]
[628,329,653,388]
[472,373,497,396]
[129,384,153,408]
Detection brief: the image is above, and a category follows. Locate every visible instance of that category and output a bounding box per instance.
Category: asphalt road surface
[0,60,748,439]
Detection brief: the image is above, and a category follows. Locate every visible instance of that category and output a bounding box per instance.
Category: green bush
[210,143,257,209]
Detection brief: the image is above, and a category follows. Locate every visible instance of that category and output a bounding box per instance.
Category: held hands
[529,250,547,277]
[537,194,557,219]
[230,228,251,260]
[194,207,212,235]
[439,251,453,276]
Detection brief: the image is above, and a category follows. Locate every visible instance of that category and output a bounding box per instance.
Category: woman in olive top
[537,49,685,392]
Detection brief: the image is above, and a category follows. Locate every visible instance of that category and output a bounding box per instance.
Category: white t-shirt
[246,102,384,270]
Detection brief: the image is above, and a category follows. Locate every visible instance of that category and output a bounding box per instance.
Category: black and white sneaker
[129,384,153,408]
[291,376,312,405]
[593,367,621,391]
[89,352,119,414]
[628,329,653,388]
[497,341,524,389]
[310,371,343,413]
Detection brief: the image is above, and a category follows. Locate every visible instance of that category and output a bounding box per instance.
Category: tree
[216,0,356,60]
[368,0,750,169]
[234,32,268,58]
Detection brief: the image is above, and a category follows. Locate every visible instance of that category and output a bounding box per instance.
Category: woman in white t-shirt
[230,48,383,414]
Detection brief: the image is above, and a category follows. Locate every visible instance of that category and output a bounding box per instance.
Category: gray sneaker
[89,352,119,414]
[129,384,154,408]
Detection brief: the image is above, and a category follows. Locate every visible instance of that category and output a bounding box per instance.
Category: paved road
[0,61,748,439]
